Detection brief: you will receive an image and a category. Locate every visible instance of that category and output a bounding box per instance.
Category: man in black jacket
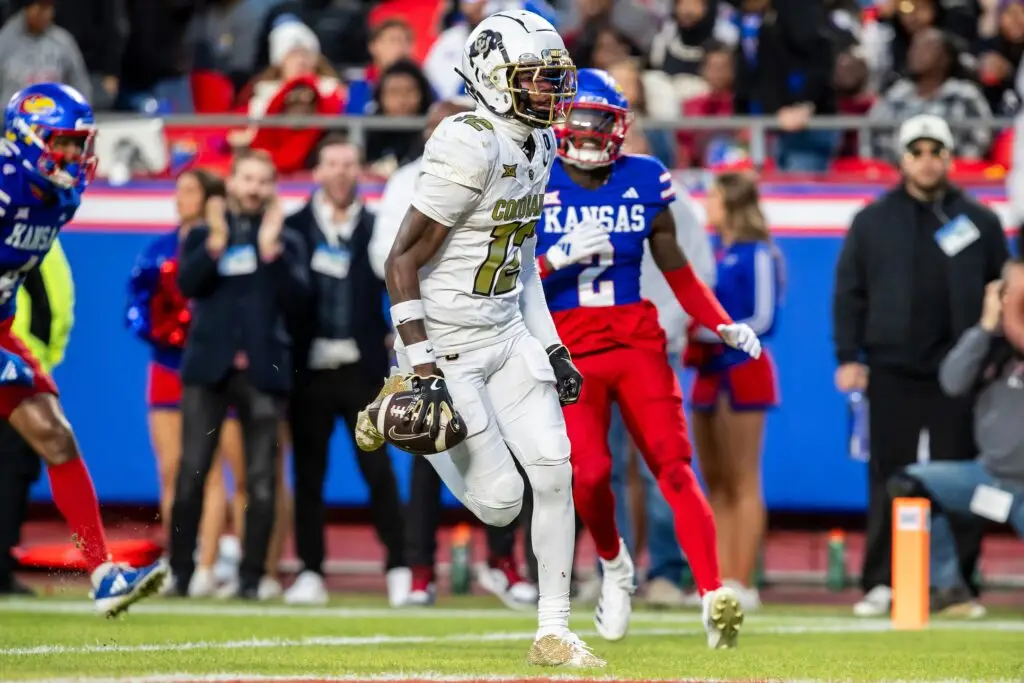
[833,114,1008,617]
[729,0,837,172]
[171,150,310,599]
[282,135,409,607]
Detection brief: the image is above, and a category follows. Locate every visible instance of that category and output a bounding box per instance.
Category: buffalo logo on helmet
[19,95,58,116]
[471,30,499,59]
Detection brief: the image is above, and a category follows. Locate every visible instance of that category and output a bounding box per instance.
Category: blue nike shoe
[91,560,168,617]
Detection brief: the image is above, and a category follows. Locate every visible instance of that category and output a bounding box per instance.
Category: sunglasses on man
[907,142,947,158]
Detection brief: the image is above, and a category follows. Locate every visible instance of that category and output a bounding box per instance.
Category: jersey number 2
[473,220,536,296]
[578,247,615,307]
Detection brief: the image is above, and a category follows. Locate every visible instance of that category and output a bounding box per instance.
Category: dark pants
[171,371,281,591]
[0,422,40,589]
[289,364,405,574]
[863,368,983,594]
[405,454,536,581]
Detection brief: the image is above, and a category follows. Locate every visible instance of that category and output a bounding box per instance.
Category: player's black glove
[546,344,583,406]
[407,372,462,439]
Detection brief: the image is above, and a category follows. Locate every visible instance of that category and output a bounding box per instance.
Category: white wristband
[406,340,436,367]
[544,245,568,271]
[391,299,425,328]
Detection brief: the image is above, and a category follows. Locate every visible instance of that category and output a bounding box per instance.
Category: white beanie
[269,21,320,67]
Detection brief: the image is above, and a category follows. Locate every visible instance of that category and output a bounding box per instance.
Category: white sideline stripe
[17,676,1021,683]
[5,620,1024,657]
[0,600,794,622]
[6,600,1023,628]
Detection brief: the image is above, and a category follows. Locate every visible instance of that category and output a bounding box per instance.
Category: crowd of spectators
[0,0,1018,179]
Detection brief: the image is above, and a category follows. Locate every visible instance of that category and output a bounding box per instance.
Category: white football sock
[522,459,574,637]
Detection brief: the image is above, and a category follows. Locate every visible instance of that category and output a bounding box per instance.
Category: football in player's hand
[364,389,466,456]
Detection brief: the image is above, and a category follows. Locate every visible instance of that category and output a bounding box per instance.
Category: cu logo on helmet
[19,95,57,116]
[472,30,498,59]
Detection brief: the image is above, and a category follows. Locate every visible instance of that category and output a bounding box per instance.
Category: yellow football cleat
[526,633,606,668]
[703,586,744,649]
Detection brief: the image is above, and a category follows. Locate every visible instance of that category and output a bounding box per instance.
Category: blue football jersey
[0,159,79,322]
[537,155,675,312]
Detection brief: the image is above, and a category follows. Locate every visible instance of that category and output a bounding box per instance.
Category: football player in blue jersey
[0,83,167,616]
[534,69,759,647]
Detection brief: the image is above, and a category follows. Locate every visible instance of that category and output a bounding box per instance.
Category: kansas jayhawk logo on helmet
[19,95,57,116]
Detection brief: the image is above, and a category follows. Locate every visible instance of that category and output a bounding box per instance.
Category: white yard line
[5,619,1024,658]
[11,673,1022,683]
[2,600,1022,630]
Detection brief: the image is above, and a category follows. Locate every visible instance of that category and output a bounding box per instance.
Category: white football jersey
[410,110,556,355]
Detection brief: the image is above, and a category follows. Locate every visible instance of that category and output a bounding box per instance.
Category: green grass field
[1,594,1022,682]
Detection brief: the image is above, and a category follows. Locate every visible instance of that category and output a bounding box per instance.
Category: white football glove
[717,323,762,359]
[545,222,611,270]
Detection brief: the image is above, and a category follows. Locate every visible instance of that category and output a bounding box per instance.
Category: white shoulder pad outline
[421,114,500,192]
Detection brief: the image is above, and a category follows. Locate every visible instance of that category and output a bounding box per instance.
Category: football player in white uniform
[355,9,605,668]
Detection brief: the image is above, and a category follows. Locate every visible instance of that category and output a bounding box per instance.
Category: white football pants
[396,325,574,634]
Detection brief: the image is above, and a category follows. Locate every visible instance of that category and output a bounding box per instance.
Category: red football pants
[565,345,722,594]
[0,325,58,418]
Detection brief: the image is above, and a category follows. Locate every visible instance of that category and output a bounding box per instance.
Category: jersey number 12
[473,220,537,296]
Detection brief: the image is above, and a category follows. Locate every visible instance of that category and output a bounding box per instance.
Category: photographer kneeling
[889,265,1024,617]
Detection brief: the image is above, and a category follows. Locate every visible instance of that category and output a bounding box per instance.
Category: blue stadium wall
[29,181,1015,512]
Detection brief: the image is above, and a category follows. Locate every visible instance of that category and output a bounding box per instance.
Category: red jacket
[248,75,345,174]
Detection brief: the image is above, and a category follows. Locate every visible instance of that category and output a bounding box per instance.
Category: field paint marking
[0,600,821,623]
[14,674,1023,683]
[1,625,876,656]
[7,619,1024,658]
[2,600,1023,629]
[0,679,864,683]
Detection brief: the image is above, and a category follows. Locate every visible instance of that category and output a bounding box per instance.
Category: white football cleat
[703,585,744,649]
[853,585,892,617]
[476,558,538,611]
[594,539,635,641]
[284,570,329,606]
[387,567,413,607]
[258,576,282,601]
[187,567,217,598]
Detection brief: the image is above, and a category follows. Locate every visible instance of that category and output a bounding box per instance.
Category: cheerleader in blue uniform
[685,172,783,611]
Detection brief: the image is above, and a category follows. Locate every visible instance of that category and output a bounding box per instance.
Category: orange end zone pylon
[891,497,931,630]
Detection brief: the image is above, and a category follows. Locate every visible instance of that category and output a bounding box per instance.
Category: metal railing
[97,113,1016,166]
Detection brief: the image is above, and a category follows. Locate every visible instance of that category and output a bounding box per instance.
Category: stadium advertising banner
[35,181,1014,512]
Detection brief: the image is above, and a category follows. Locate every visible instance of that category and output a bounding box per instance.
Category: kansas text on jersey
[538,155,674,311]
[0,158,79,322]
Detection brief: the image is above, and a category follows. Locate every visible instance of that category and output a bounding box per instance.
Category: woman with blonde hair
[126,169,247,597]
[686,171,783,611]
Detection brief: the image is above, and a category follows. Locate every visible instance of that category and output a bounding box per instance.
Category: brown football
[365,390,466,455]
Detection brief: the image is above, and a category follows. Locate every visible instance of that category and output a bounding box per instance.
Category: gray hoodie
[0,10,90,107]
[939,326,1024,487]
